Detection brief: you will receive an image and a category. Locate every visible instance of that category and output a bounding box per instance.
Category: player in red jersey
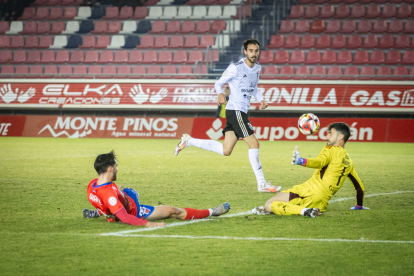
[83,151,230,227]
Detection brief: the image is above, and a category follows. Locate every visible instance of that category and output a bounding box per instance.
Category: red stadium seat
[186,50,203,64]
[290,50,305,64]
[309,20,325,33]
[176,65,193,79]
[130,65,146,78]
[319,5,334,18]
[337,51,352,64]
[35,22,50,34]
[385,51,401,64]
[107,21,121,34]
[378,35,394,49]
[288,6,304,19]
[26,50,41,63]
[315,35,331,48]
[304,50,321,65]
[153,35,169,48]
[15,65,29,78]
[149,21,165,34]
[334,5,350,18]
[325,20,340,33]
[61,0,76,5]
[357,20,372,33]
[27,65,43,78]
[54,50,69,63]
[157,51,172,63]
[0,65,14,77]
[128,51,143,63]
[10,36,25,49]
[19,7,35,20]
[0,51,12,63]
[119,6,133,19]
[83,50,99,63]
[352,51,369,64]
[179,21,195,34]
[95,36,111,49]
[43,65,57,78]
[183,36,199,48]
[48,7,63,20]
[268,35,284,49]
[321,50,337,64]
[194,21,210,34]
[198,35,215,48]
[374,67,392,80]
[403,20,414,34]
[168,36,184,48]
[49,22,65,34]
[261,66,278,79]
[258,50,274,64]
[304,6,319,18]
[46,0,60,5]
[309,66,326,80]
[392,67,408,80]
[21,21,37,34]
[34,7,49,20]
[103,7,119,20]
[0,22,9,34]
[381,5,396,18]
[273,50,289,64]
[23,36,39,48]
[87,65,102,78]
[284,35,299,48]
[293,66,310,80]
[40,50,56,63]
[170,50,187,64]
[331,35,346,49]
[69,50,84,63]
[401,51,414,64]
[161,65,176,79]
[137,35,154,48]
[79,36,96,49]
[210,20,226,34]
[359,66,375,80]
[38,36,53,49]
[388,20,403,34]
[340,20,356,33]
[115,65,131,79]
[278,66,294,79]
[91,21,108,34]
[394,35,410,49]
[71,65,86,78]
[99,65,116,79]
[372,19,388,33]
[142,50,157,63]
[326,66,342,80]
[204,50,218,63]
[113,50,128,63]
[165,21,181,34]
[349,5,365,18]
[63,7,77,19]
[343,66,359,80]
[397,5,412,18]
[366,5,381,18]
[98,50,114,64]
[132,7,148,19]
[362,35,378,49]
[279,20,294,33]
[298,35,315,49]
[346,35,362,49]
[293,21,310,33]
[147,65,161,79]
[368,51,385,64]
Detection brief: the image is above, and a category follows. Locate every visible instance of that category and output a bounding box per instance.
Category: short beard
[247,57,256,64]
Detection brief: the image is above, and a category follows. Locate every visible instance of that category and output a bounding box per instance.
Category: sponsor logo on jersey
[89,193,102,205]
[222,70,228,76]
[108,196,118,206]
[241,89,254,92]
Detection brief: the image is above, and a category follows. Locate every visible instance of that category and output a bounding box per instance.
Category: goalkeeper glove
[350,205,370,210]
[291,146,307,166]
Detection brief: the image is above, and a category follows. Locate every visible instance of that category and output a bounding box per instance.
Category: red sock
[184,208,210,220]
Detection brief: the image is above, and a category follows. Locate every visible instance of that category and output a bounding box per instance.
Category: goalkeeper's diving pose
[252,122,368,218]
[83,151,230,227]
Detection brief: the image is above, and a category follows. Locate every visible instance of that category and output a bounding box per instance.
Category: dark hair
[328,122,351,143]
[94,150,116,175]
[243,38,261,50]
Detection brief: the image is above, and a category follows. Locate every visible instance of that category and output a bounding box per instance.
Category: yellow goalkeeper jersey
[305,145,365,206]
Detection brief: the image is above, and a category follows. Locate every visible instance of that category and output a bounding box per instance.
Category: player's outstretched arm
[350,205,370,210]
[259,100,268,110]
[291,146,307,166]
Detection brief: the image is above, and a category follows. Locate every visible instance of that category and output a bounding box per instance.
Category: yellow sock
[271,201,303,216]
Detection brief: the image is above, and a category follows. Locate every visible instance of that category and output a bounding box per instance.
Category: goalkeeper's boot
[303,208,321,218]
[211,202,230,216]
[252,206,271,215]
[258,182,282,193]
[83,209,101,218]
[175,133,192,156]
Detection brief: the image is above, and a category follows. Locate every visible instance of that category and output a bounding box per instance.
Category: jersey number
[336,168,346,186]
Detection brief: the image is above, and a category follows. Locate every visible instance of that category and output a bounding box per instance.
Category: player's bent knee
[223,149,232,156]
[264,201,273,213]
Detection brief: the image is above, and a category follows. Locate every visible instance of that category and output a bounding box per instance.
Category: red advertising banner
[1,115,414,143]
[0,82,413,111]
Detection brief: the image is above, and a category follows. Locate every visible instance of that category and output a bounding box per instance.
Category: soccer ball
[298,113,320,135]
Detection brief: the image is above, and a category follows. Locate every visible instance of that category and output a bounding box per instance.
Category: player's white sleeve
[214,65,237,95]
[253,86,263,103]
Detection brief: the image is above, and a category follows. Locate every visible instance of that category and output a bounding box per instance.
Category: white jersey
[214,58,263,114]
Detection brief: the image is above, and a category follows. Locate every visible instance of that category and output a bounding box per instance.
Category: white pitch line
[100,191,413,237]
[115,234,414,244]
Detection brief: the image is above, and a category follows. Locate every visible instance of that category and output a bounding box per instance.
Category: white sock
[208,208,213,216]
[301,208,309,216]
[188,138,224,155]
[249,149,266,188]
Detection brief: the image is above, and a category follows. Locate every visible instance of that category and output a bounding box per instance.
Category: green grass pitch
[1,137,414,275]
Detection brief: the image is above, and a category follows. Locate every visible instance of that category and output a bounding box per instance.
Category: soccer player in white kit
[175,39,281,193]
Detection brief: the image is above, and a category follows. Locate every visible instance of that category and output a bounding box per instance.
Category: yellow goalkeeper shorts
[282,182,329,212]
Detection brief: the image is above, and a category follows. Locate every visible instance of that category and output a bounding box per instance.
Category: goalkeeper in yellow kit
[253,122,369,218]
